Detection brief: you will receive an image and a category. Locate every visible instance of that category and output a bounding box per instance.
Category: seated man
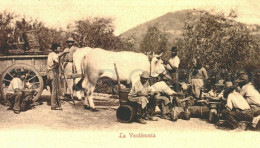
[218,82,253,130]
[151,81,190,121]
[128,71,158,124]
[236,74,260,116]
[6,72,35,114]
[206,80,224,98]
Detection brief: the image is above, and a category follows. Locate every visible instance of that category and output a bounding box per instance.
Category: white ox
[74,47,166,109]
[72,47,92,99]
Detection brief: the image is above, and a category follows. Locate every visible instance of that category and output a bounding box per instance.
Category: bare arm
[58,51,69,58]
[201,67,208,79]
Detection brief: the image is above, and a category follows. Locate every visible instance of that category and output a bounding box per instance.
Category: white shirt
[7,77,24,94]
[47,52,59,70]
[206,89,224,100]
[128,80,152,98]
[240,83,260,106]
[151,81,176,96]
[167,56,180,70]
[226,91,251,110]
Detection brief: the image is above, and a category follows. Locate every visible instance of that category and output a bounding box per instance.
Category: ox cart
[0,30,77,104]
[0,52,78,104]
[0,54,47,103]
[0,30,49,103]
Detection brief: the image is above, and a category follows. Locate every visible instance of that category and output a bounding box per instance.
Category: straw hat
[66,37,75,43]
[235,74,249,83]
[224,81,233,88]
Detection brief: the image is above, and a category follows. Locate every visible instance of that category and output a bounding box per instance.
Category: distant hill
[119,9,260,51]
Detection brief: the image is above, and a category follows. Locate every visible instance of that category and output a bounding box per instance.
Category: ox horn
[158,52,163,57]
[153,52,163,57]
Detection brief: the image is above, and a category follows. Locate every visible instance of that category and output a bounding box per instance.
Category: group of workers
[4,38,260,130]
[127,47,260,130]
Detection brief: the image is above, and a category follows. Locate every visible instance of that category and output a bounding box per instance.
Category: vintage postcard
[0,0,260,148]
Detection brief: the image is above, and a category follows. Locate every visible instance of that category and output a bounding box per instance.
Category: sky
[0,0,260,35]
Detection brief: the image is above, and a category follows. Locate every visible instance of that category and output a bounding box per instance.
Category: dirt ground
[1,90,260,148]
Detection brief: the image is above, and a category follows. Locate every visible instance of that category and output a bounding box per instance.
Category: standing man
[47,43,66,110]
[189,57,208,100]
[166,47,180,91]
[128,71,158,124]
[62,37,77,98]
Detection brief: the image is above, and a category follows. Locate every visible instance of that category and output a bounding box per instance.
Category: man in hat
[166,47,180,91]
[205,79,225,100]
[217,82,253,130]
[128,71,158,124]
[62,37,78,98]
[236,74,260,116]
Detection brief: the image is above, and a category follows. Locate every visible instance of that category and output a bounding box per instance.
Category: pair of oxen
[72,47,176,109]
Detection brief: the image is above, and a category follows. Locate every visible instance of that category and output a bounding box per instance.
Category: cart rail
[0,54,48,76]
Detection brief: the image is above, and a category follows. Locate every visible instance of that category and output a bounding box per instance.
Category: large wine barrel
[188,106,210,118]
[23,30,40,52]
[116,105,136,123]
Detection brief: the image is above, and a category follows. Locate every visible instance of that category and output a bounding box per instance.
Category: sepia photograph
[0,0,260,147]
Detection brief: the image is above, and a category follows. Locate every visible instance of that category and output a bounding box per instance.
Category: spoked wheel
[0,64,44,103]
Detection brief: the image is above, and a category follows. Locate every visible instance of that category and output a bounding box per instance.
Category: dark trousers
[164,71,179,92]
[48,69,60,108]
[222,109,253,129]
[7,89,22,111]
[136,104,146,119]
[146,96,157,117]
[157,96,171,116]
[7,89,33,112]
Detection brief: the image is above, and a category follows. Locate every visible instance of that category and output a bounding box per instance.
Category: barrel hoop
[200,106,202,116]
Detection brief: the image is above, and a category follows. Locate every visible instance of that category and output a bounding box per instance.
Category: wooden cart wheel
[0,64,44,103]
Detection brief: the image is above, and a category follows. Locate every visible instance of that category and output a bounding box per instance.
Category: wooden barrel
[188,106,210,118]
[23,30,40,52]
[118,88,131,105]
[116,105,136,123]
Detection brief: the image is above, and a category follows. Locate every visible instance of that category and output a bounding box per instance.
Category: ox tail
[81,55,87,77]
[73,55,87,90]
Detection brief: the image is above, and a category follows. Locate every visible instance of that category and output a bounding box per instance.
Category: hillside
[119,10,189,50]
[119,9,260,51]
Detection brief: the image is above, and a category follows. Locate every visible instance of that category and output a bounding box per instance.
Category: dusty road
[1,91,260,148]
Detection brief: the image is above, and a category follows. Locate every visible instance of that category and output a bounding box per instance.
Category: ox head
[150,52,166,77]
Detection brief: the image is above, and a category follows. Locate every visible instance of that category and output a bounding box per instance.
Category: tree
[0,12,15,54]
[181,10,260,74]
[70,17,123,51]
[140,26,169,54]
[121,35,136,52]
